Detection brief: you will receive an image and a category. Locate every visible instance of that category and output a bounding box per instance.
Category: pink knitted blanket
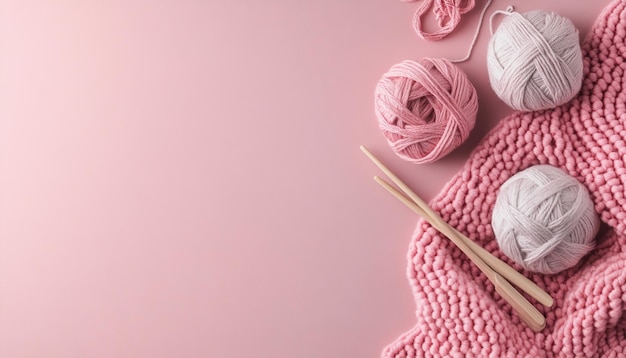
[384,1,626,356]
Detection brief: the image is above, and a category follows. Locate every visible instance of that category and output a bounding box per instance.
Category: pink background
[0,1,612,357]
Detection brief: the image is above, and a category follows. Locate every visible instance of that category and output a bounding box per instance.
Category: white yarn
[492,165,599,274]
[487,9,583,111]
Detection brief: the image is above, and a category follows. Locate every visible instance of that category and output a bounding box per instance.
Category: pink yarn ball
[374,58,478,164]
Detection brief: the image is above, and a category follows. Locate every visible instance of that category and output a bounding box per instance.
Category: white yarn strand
[450,0,495,63]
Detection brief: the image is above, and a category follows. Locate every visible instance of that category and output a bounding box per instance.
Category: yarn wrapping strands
[374,58,478,164]
[487,9,584,111]
[403,0,476,40]
[491,165,599,274]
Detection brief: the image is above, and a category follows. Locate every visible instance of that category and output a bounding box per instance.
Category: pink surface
[0,1,612,357]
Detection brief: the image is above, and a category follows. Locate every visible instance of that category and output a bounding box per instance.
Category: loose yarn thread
[403,0,476,41]
[374,58,478,164]
[491,165,599,274]
[487,9,584,111]
[403,0,494,62]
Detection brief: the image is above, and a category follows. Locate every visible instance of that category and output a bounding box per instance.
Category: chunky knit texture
[384,1,626,356]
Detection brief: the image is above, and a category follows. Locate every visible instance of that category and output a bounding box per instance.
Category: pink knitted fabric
[384,1,626,356]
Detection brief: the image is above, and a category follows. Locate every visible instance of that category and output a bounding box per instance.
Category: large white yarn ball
[492,165,599,274]
[487,10,583,111]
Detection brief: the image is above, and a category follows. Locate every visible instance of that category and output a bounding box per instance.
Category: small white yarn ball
[487,10,583,111]
[492,165,599,274]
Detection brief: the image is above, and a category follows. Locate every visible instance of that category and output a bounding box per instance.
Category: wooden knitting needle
[377,180,554,309]
[374,176,545,332]
[360,145,552,307]
[360,146,548,331]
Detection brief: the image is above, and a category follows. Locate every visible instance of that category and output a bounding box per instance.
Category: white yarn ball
[487,10,583,111]
[492,165,599,274]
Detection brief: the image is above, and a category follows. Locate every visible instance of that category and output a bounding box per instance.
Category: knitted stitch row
[383,0,626,356]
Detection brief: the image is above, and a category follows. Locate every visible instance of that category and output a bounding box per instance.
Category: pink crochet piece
[384,1,626,356]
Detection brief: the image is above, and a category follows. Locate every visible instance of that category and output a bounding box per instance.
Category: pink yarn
[374,58,478,164]
[403,0,476,40]
[383,0,626,356]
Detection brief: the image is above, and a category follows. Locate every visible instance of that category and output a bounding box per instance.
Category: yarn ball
[487,10,583,111]
[492,165,599,274]
[374,58,478,164]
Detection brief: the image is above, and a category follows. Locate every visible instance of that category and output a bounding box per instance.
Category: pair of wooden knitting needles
[360,145,553,332]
